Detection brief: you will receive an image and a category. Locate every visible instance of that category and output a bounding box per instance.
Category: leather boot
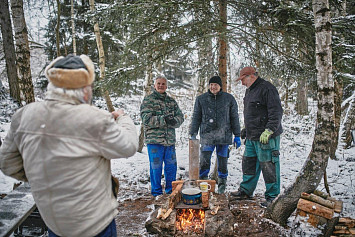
[217,177,227,194]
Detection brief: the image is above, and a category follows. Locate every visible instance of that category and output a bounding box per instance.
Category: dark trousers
[48,219,117,237]
[199,144,229,179]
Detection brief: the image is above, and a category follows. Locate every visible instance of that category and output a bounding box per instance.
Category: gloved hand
[190,134,197,140]
[233,136,241,148]
[260,129,273,144]
[241,128,246,140]
[164,114,177,126]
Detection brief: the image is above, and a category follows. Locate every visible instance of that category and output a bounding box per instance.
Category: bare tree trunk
[10,0,34,104]
[195,1,214,96]
[331,79,342,157]
[266,0,334,226]
[56,0,61,57]
[218,0,227,92]
[296,43,309,115]
[0,0,21,103]
[283,80,289,109]
[296,76,308,115]
[342,92,355,148]
[330,0,346,159]
[138,60,154,153]
[227,44,232,93]
[71,0,76,55]
[89,0,114,112]
[196,36,213,96]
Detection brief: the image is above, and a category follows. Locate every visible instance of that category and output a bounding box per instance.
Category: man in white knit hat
[0,54,138,237]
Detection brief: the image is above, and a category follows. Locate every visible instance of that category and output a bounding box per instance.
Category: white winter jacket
[0,92,138,236]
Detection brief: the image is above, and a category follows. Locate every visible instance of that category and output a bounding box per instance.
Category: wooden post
[189,139,199,180]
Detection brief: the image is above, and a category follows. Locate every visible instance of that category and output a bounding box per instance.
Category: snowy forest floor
[0,50,354,236]
[114,183,288,236]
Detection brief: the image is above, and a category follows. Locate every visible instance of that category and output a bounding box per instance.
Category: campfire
[175,208,205,234]
[145,178,236,236]
[145,139,236,236]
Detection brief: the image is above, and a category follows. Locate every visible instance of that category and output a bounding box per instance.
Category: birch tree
[56,0,61,57]
[0,0,21,103]
[71,0,76,55]
[265,0,334,226]
[138,59,154,153]
[89,0,114,112]
[10,0,34,104]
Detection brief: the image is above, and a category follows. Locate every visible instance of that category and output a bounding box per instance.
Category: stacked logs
[296,191,342,227]
[331,217,355,236]
[296,190,355,236]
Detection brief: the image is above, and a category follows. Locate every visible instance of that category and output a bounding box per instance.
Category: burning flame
[175,209,205,234]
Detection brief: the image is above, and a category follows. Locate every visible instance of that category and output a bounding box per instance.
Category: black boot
[230,189,251,200]
[217,177,227,194]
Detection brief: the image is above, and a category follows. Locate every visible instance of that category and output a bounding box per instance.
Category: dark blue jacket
[190,90,241,145]
[244,77,283,140]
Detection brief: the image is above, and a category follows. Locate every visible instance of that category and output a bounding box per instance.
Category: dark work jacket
[190,90,241,145]
[244,77,283,140]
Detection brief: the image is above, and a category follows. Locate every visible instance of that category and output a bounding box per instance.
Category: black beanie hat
[209,76,222,87]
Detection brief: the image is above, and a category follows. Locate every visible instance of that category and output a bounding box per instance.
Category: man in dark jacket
[140,76,184,197]
[190,76,241,194]
[231,67,283,207]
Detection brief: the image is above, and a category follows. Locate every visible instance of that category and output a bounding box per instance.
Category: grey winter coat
[190,90,241,145]
[0,91,138,237]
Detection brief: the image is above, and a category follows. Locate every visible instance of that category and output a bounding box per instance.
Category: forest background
[0,0,354,234]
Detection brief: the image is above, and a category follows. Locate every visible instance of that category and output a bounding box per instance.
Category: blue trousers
[199,144,229,179]
[48,219,117,237]
[147,144,177,196]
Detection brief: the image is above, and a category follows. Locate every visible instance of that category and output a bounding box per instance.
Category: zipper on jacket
[164,99,169,146]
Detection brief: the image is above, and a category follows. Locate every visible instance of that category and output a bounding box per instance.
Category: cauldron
[181,180,202,205]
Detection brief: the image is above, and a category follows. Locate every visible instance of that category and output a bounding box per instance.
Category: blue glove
[190,134,197,140]
[234,136,241,148]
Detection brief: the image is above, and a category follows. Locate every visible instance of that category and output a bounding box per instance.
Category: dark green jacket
[140,90,184,146]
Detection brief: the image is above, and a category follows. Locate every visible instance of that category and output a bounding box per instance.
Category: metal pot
[181,187,202,205]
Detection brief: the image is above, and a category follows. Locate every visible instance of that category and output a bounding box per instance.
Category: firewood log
[297,198,334,219]
[301,192,335,209]
[162,208,173,220]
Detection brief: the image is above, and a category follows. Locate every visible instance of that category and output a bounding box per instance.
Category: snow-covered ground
[0,59,354,234]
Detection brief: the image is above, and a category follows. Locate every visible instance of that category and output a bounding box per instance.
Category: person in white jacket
[0,54,138,237]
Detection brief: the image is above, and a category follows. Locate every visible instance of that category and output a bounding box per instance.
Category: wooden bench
[0,183,36,237]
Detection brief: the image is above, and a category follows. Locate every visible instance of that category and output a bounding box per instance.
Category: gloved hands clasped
[233,136,241,148]
[260,129,273,144]
[164,113,177,126]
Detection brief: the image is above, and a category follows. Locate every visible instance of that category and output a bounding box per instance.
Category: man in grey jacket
[189,76,241,194]
[0,54,138,237]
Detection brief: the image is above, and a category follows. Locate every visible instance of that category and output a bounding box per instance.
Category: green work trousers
[239,136,280,199]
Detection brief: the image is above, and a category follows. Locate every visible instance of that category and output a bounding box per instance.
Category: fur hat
[45,54,95,89]
[209,76,222,87]
[237,67,256,81]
